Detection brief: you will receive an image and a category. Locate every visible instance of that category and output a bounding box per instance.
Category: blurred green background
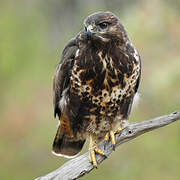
[0,0,180,179]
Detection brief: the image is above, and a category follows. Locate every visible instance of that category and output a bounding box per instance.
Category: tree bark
[35,111,180,180]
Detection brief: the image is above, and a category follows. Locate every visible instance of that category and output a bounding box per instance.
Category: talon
[104,132,109,141]
[105,128,122,150]
[89,148,97,168]
[114,127,122,134]
[94,148,105,156]
[110,130,116,146]
[112,144,116,151]
[89,134,105,168]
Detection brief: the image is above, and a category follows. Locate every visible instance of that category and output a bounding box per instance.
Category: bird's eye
[99,22,109,29]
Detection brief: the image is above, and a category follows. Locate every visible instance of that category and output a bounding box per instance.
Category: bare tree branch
[35,111,180,180]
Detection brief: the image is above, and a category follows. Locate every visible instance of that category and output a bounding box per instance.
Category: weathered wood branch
[35,111,180,180]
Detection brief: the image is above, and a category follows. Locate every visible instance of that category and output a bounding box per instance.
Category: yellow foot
[114,127,122,134]
[104,127,122,150]
[89,135,106,168]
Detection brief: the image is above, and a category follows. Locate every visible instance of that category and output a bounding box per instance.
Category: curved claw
[104,128,122,150]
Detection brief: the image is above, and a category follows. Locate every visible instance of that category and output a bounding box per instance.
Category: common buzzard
[52,11,141,167]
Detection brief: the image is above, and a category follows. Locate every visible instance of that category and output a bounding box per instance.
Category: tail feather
[52,126,86,158]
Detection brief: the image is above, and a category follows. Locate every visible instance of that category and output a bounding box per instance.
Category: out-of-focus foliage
[0,0,180,179]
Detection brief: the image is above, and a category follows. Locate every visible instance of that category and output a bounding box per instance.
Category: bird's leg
[89,134,105,168]
[104,127,122,150]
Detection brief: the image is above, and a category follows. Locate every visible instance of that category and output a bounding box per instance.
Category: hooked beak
[85,25,108,42]
[86,25,94,37]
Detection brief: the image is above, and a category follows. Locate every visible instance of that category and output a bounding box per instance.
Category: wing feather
[118,47,141,119]
[53,38,78,118]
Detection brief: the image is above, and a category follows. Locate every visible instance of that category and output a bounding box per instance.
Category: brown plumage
[52,11,141,167]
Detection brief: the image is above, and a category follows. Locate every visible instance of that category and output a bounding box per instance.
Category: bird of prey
[52,11,141,168]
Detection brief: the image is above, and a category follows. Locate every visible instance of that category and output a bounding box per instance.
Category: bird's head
[83,11,127,43]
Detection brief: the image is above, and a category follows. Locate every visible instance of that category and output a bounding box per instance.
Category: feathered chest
[70,46,140,116]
